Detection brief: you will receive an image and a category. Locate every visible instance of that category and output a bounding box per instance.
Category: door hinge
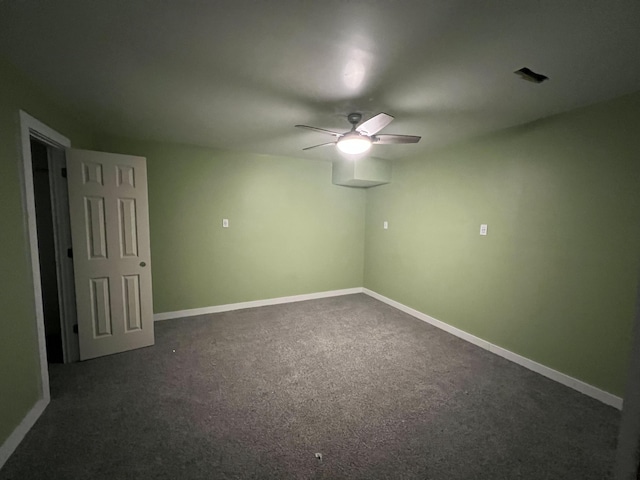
[61,167,67,178]
[73,324,78,334]
[67,247,73,259]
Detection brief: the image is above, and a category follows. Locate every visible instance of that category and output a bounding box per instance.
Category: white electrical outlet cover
[223,218,229,228]
[383,221,388,230]
[480,224,487,235]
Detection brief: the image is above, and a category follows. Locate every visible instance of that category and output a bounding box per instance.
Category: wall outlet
[383,221,388,230]
[480,224,487,236]
[222,218,229,228]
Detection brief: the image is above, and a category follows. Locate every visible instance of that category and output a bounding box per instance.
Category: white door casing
[67,149,154,360]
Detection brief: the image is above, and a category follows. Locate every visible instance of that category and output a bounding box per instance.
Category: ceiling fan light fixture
[337,133,372,154]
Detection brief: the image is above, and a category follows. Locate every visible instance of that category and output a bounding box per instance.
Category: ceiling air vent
[514,67,548,84]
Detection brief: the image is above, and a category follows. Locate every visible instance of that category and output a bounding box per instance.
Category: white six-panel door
[67,149,154,360]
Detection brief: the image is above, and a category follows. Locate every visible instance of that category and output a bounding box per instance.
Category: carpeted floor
[1,294,620,479]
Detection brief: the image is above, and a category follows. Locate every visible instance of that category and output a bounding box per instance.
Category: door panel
[85,196,107,258]
[67,149,154,360]
[118,198,138,257]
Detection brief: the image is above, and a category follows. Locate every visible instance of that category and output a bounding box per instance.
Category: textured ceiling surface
[1,0,639,161]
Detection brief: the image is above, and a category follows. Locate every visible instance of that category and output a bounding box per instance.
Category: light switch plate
[480,224,487,236]
[223,218,229,228]
[383,221,388,230]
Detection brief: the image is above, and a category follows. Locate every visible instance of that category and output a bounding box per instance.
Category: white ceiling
[1,0,640,161]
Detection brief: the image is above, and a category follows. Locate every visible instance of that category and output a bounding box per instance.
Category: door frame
[47,143,80,363]
[19,110,71,402]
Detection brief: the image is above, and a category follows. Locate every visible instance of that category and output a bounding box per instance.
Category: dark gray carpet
[1,294,620,479]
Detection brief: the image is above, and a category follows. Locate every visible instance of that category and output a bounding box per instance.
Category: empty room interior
[2,1,640,479]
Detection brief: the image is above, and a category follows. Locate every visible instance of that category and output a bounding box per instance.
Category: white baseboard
[0,398,48,470]
[363,288,623,410]
[154,287,364,321]
[1,287,619,472]
[153,285,622,409]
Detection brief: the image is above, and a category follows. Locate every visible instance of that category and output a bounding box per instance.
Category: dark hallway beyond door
[31,137,63,364]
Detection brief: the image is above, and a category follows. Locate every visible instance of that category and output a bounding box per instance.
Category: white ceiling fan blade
[373,134,421,144]
[303,141,336,151]
[356,113,394,135]
[295,125,343,136]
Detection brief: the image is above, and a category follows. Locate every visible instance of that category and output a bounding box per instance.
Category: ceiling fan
[295,112,421,154]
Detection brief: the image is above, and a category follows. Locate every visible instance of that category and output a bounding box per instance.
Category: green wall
[95,137,366,314]
[364,91,640,396]
[0,59,94,445]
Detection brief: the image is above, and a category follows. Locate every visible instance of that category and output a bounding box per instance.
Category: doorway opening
[22,119,80,368]
[31,138,65,363]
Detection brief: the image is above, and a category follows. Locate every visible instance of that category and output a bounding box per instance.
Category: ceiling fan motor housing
[347,113,363,127]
